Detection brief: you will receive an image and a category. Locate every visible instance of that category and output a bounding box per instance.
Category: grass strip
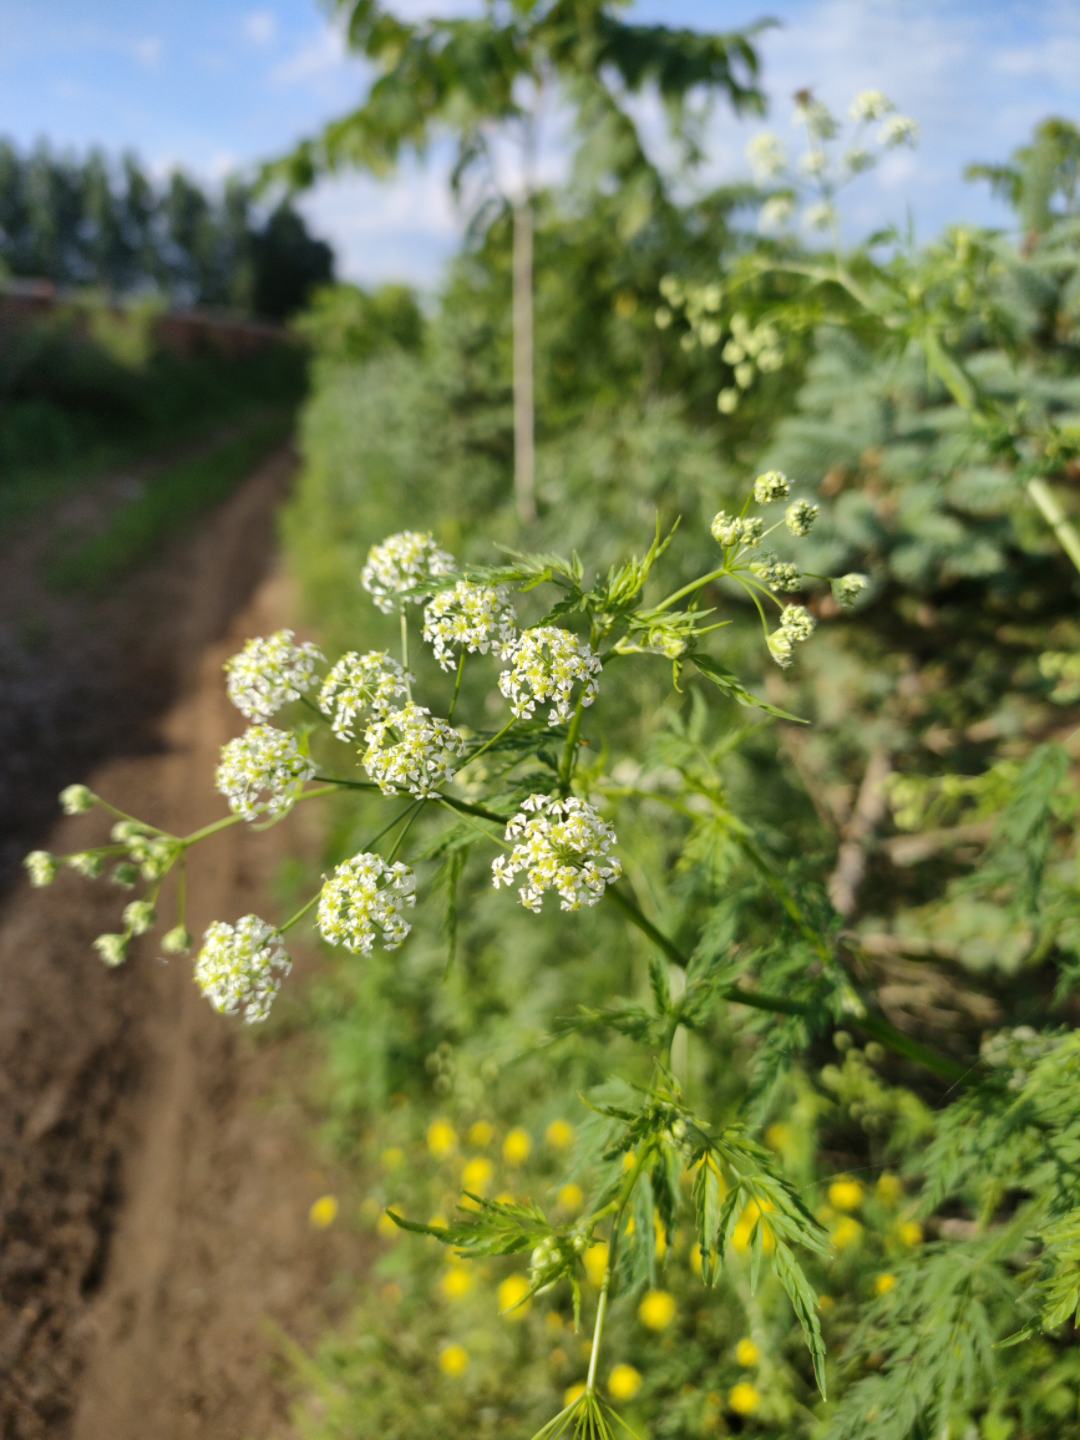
[48,413,292,595]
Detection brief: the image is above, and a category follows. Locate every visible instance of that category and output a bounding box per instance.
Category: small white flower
[843,147,876,174]
[758,196,795,233]
[785,499,820,536]
[225,630,325,721]
[319,650,409,742]
[794,99,838,141]
[803,202,834,232]
[362,702,468,797]
[499,628,602,726]
[654,305,673,330]
[94,933,129,967]
[67,852,105,879]
[799,149,828,178]
[59,784,95,815]
[194,915,291,1024]
[361,531,456,614]
[717,388,740,414]
[317,853,417,954]
[879,115,918,149]
[215,725,316,821]
[835,573,870,607]
[423,580,518,672]
[779,604,816,642]
[124,900,156,936]
[753,471,791,504]
[491,795,622,913]
[734,361,755,389]
[849,90,894,122]
[747,132,787,180]
[25,851,58,887]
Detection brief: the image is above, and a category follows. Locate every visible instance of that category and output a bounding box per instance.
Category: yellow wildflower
[495,1191,516,1206]
[765,1123,791,1151]
[503,1128,532,1165]
[428,1212,448,1230]
[462,1157,494,1195]
[309,1195,338,1229]
[898,1220,924,1247]
[832,1216,862,1250]
[732,1199,775,1253]
[608,1364,643,1402]
[359,1196,380,1224]
[728,1382,760,1416]
[877,1172,903,1205]
[439,1344,469,1376]
[545,1311,565,1336]
[638,1290,676,1331]
[875,1273,897,1296]
[622,1151,637,1173]
[584,1242,609,1287]
[735,1338,760,1367]
[428,1119,458,1158]
[380,1146,405,1171]
[440,1266,473,1300]
[818,1294,835,1312]
[547,1119,576,1149]
[468,1120,495,1148]
[497,1273,532,1318]
[376,1207,402,1238]
[558,1183,585,1212]
[828,1176,865,1211]
[564,1383,587,1406]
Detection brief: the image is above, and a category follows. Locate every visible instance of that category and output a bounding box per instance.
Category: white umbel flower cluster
[194,915,291,1024]
[850,90,893,122]
[710,512,764,549]
[361,531,456,614]
[767,604,816,668]
[499,627,602,725]
[362,702,467,797]
[215,725,315,820]
[319,650,410,741]
[225,630,325,720]
[835,573,870,607]
[423,580,518,672]
[317,853,417,954]
[492,794,622,913]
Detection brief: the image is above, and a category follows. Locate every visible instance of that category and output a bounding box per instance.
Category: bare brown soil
[0,453,369,1438]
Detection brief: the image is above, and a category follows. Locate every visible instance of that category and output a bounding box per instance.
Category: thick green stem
[558,697,586,794]
[448,651,466,722]
[655,566,728,614]
[1028,478,1080,577]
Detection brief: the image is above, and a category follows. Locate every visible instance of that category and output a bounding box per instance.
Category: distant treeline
[0,140,334,321]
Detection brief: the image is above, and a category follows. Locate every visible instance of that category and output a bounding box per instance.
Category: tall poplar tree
[274,0,770,522]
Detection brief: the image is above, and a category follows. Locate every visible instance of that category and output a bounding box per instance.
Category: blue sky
[2,0,1079,287]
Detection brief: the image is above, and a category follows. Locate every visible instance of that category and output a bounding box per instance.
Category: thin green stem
[459,717,517,771]
[92,798,171,836]
[400,607,412,700]
[655,566,728,614]
[436,798,510,849]
[180,785,344,847]
[387,800,425,862]
[586,1148,649,1393]
[280,889,321,934]
[447,651,466,722]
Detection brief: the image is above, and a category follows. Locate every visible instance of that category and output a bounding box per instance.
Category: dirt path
[0,453,369,1438]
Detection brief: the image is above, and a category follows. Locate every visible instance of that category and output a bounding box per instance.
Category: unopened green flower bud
[161,924,193,955]
[834,572,869,607]
[94,933,129,967]
[112,820,149,844]
[753,471,791,503]
[785,499,819,537]
[59,784,95,815]
[111,862,140,889]
[67,851,105,879]
[123,900,156,936]
[25,851,58,887]
[139,837,177,881]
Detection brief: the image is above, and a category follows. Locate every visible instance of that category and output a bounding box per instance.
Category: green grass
[48,413,293,594]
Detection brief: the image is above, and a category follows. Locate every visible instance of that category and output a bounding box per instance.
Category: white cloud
[270,24,351,90]
[131,37,162,69]
[243,11,278,48]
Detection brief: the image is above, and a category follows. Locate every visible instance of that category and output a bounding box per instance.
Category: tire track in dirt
[0,451,370,1438]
